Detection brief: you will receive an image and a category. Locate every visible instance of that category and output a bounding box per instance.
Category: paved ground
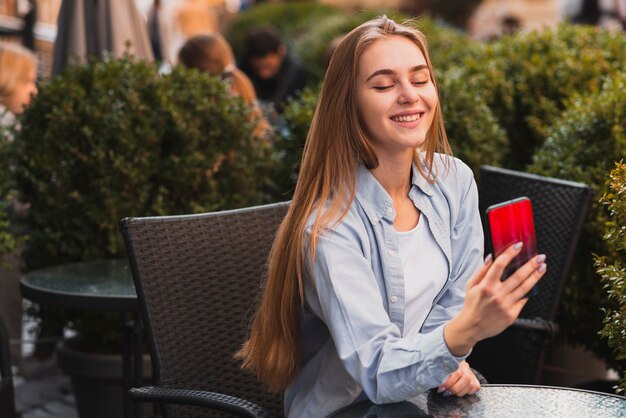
[10,311,78,418]
[13,353,78,418]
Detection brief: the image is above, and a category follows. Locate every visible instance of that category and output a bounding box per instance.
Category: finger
[510,263,547,301]
[466,254,493,290]
[447,369,473,396]
[484,242,524,285]
[501,254,546,294]
[439,369,462,392]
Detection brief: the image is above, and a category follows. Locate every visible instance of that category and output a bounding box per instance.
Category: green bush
[0,123,25,261]
[13,57,272,270]
[225,2,341,58]
[454,24,626,169]
[529,74,626,369]
[596,161,626,393]
[11,57,274,349]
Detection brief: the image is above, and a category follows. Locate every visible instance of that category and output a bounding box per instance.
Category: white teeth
[392,114,421,122]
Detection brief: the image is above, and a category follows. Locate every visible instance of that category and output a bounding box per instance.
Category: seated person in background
[239,26,306,112]
[236,16,547,417]
[178,33,270,135]
[0,42,38,132]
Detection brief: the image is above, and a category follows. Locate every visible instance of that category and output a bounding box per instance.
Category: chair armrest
[511,318,559,338]
[130,386,277,418]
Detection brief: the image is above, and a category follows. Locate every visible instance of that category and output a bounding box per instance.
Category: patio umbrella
[52,0,154,75]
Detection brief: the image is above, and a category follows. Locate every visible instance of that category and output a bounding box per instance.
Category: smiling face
[356,35,438,160]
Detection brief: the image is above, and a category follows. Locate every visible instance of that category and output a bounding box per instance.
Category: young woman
[0,42,38,131]
[237,16,547,417]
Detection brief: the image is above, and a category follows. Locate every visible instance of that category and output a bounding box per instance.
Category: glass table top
[22,259,134,297]
[332,385,626,418]
[21,259,137,310]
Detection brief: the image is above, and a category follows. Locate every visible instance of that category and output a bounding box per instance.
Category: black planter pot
[57,341,152,418]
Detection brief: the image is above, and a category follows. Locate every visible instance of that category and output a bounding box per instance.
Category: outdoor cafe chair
[120,202,289,418]
[0,313,17,418]
[468,165,592,384]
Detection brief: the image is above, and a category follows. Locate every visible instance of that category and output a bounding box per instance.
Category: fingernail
[513,242,523,251]
[484,254,493,265]
[437,386,446,393]
[535,254,546,264]
[442,390,453,397]
[537,263,547,273]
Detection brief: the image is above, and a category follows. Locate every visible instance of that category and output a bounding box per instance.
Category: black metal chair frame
[0,314,17,418]
[469,165,592,384]
[120,202,289,418]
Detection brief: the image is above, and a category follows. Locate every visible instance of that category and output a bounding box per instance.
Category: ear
[278,45,287,57]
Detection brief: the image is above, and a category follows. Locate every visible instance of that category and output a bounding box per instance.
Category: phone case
[486,197,538,295]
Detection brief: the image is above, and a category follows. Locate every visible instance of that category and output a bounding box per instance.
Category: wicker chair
[468,166,592,384]
[120,202,289,418]
[0,314,17,418]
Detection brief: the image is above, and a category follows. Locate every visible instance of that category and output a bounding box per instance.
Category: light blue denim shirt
[284,154,484,418]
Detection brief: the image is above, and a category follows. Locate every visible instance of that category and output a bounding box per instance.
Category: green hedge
[528,74,626,370]
[13,57,273,271]
[596,161,626,393]
[454,24,626,170]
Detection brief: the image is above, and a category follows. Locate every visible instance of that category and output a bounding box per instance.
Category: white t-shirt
[392,215,448,336]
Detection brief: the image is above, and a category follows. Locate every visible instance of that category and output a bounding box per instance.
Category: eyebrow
[366,64,428,82]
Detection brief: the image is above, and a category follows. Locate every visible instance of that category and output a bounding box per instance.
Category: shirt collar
[355,158,434,225]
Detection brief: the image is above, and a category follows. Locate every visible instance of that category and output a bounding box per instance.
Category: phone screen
[486,197,538,295]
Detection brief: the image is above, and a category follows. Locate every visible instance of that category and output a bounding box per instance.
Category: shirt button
[386,207,393,214]
[387,249,393,256]
[390,295,398,303]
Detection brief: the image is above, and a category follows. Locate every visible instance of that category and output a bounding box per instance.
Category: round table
[20,259,141,418]
[20,259,137,311]
[332,384,626,417]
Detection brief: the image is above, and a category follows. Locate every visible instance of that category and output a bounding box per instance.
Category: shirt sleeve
[304,220,463,404]
[421,161,484,335]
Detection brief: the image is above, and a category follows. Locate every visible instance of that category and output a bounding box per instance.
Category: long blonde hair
[236,15,452,392]
[0,42,37,106]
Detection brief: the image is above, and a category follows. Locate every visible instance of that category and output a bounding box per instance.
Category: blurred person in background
[0,41,37,363]
[0,42,38,132]
[179,32,257,103]
[178,33,271,137]
[239,26,306,113]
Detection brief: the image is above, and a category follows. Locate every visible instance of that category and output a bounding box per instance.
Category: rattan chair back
[469,166,591,384]
[121,202,289,417]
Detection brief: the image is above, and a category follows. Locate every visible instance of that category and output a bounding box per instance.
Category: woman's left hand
[437,361,481,397]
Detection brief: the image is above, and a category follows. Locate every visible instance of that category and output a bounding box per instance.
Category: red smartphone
[486,197,538,295]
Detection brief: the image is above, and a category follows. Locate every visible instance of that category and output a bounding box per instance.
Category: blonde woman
[0,42,38,130]
[237,16,547,417]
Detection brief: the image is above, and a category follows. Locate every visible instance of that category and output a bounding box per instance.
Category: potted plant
[597,161,626,394]
[11,55,276,417]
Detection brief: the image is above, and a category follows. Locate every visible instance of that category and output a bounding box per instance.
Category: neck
[369,152,414,201]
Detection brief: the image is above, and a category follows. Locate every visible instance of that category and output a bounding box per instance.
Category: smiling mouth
[390,113,423,123]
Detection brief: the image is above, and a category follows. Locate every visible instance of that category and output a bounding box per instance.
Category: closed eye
[373,85,393,91]
[413,80,428,86]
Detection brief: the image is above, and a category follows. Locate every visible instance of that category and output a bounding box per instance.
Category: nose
[398,81,419,104]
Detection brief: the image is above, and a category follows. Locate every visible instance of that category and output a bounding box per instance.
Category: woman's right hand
[443,242,547,357]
